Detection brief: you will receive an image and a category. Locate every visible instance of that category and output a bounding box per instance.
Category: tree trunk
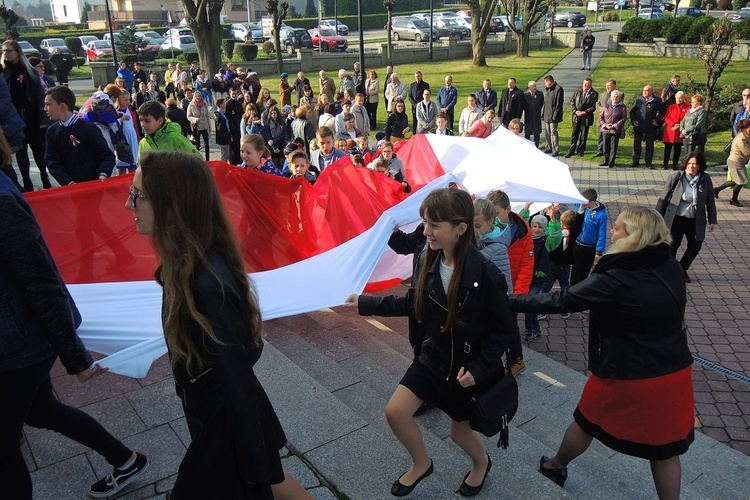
[386,10,393,63]
[517,32,529,57]
[274,27,284,74]
[182,1,223,77]
[472,36,487,66]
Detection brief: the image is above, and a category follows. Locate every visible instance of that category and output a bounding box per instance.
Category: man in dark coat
[595,79,623,156]
[352,62,365,95]
[660,75,681,109]
[408,71,430,131]
[565,78,599,157]
[475,79,498,114]
[630,85,665,168]
[132,61,148,89]
[225,87,244,165]
[500,77,525,128]
[523,80,544,147]
[166,98,191,137]
[293,71,311,105]
[542,75,564,156]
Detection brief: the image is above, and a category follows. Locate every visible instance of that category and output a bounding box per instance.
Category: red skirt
[575,366,694,460]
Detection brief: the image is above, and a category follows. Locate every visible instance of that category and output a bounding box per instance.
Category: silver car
[161,35,196,52]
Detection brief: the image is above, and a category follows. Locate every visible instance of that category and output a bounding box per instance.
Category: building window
[231,0,244,11]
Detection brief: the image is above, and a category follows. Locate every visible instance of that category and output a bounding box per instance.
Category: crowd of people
[2,41,743,499]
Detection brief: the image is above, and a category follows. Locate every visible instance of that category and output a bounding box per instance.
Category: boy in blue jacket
[570,188,608,286]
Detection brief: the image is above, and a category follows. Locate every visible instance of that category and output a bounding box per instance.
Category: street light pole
[357,0,364,81]
[428,0,433,60]
[104,0,118,66]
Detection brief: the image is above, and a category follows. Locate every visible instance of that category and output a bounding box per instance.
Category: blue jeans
[525,280,550,332]
[543,262,571,293]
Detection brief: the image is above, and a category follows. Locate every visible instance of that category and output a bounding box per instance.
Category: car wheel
[394,32,400,41]
[416,33,423,42]
[567,20,573,27]
[322,43,328,52]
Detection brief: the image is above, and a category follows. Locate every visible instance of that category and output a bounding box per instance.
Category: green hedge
[235,43,258,61]
[620,15,723,43]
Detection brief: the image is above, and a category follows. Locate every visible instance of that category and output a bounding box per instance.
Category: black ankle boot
[539,456,568,487]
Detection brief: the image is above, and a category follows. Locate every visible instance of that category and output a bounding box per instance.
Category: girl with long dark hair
[126,151,309,499]
[346,188,515,497]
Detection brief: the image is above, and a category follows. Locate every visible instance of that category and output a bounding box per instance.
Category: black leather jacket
[510,243,692,379]
[359,246,515,385]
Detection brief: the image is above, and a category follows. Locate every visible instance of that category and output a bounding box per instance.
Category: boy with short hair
[287,150,316,184]
[137,100,201,161]
[43,86,115,185]
[487,189,534,375]
[432,113,454,136]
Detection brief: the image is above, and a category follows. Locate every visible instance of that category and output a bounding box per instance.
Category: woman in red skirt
[511,205,694,500]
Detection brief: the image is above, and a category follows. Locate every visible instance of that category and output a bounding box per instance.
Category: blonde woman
[510,206,694,499]
[187,92,211,161]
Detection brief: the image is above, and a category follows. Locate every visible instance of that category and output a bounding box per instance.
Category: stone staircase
[259,289,750,500]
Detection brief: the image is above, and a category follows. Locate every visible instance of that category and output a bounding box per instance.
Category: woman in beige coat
[187,92,211,161]
[365,70,380,130]
[715,118,750,207]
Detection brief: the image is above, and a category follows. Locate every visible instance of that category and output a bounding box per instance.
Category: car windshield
[294,30,307,36]
[48,40,65,46]
[18,41,33,48]
[95,41,111,48]
[319,29,336,36]
[414,20,430,28]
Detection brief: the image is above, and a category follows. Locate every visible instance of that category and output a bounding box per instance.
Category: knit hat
[282,104,292,114]
[530,215,548,238]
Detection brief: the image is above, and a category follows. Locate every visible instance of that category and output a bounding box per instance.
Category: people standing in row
[565,78,598,158]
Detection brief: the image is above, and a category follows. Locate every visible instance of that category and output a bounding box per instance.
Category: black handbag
[468,347,518,449]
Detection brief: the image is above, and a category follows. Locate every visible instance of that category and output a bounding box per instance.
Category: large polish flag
[25,131,585,377]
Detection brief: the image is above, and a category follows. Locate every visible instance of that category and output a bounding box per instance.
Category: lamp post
[357,0,364,83]
[428,0,433,60]
[334,0,338,34]
[104,0,118,66]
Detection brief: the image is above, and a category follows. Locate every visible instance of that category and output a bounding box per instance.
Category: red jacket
[507,211,534,295]
[662,102,689,144]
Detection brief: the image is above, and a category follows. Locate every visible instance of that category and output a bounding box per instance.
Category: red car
[85,40,113,62]
[307,28,348,52]
[136,38,163,60]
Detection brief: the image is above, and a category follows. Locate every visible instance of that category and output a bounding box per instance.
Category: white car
[230,22,264,42]
[455,15,473,34]
[135,30,161,40]
[161,35,196,52]
[319,19,349,35]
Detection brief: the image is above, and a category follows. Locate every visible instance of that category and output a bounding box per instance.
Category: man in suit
[500,78,525,128]
[542,74,564,156]
[408,71,430,131]
[437,75,458,132]
[630,85,665,168]
[475,79,497,114]
[565,78,599,158]
[595,79,623,156]
[523,81,544,147]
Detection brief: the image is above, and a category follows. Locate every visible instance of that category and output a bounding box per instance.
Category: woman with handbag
[715,118,750,207]
[510,205,694,499]
[656,152,717,283]
[680,94,707,155]
[345,188,516,497]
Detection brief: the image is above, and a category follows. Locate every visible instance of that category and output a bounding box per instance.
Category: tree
[81,2,92,24]
[305,0,317,17]
[0,6,20,40]
[179,0,224,78]
[698,15,738,119]
[266,0,289,74]
[499,0,551,58]
[116,25,146,61]
[384,0,396,63]
[467,0,499,67]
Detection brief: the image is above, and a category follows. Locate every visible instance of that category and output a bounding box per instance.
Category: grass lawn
[371,47,571,127]
[561,52,750,166]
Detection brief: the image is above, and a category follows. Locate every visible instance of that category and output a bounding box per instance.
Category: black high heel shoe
[390,459,433,497]
[458,454,492,497]
[539,455,568,487]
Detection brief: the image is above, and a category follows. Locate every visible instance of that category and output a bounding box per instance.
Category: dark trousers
[365,101,379,130]
[525,131,541,147]
[411,107,418,132]
[603,133,620,167]
[633,130,656,166]
[571,243,597,286]
[663,142,683,170]
[568,120,591,155]
[596,129,604,155]
[0,357,132,499]
[508,312,524,361]
[524,280,550,333]
[194,128,210,161]
[544,261,571,292]
[229,127,241,165]
[14,130,50,191]
[670,215,703,272]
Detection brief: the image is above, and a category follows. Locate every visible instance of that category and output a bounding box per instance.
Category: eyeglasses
[1,48,16,53]
[129,186,146,208]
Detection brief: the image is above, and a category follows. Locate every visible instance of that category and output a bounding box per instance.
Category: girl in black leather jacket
[510,205,694,499]
[346,188,515,497]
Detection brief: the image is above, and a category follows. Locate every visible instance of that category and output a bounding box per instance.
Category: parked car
[547,11,586,28]
[230,22,264,43]
[433,11,459,21]
[17,40,40,58]
[319,19,349,35]
[137,38,163,59]
[308,28,348,52]
[653,1,675,11]
[455,15,473,33]
[135,30,162,40]
[410,13,429,21]
[637,7,665,19]
[39,38,72,58]
[84,40,113,62]
[77,35,98,56]
[275,26,313,54]
[161,35,196,52]
[731,7,750,23]
[495,15,523,32]
[675,7,704,17]
[434,18,470,39]
[391,17,440,42]
[163,28,192,40]
[103,32,121,43]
